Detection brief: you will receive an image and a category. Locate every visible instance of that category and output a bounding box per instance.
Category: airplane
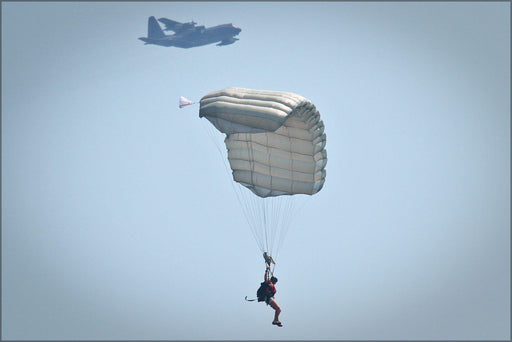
[138,16,241,48]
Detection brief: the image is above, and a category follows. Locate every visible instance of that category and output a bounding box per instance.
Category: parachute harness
[264,251,276,276]
[244,252,276,302]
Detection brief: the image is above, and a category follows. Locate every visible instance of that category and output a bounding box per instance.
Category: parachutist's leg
[269,298,281,323]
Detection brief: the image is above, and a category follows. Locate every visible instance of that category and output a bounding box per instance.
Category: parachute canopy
[199,87,327,198]
[179,96,194,108]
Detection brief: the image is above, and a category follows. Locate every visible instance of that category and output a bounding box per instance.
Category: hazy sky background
[2,1,510,340]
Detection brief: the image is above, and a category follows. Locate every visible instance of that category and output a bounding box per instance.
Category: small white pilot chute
[179,96,194,108]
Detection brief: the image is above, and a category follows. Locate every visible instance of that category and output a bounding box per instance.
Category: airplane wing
[158,18,181,31]
[158,17,196,33]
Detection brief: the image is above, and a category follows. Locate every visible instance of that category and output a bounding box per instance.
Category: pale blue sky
[2,1,510,340]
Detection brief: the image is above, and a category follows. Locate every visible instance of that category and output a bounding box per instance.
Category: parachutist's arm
[265,266,270,282]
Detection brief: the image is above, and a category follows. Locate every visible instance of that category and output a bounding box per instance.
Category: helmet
[270,276,278,283]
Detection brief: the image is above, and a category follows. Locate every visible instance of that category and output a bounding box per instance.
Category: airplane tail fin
[148,16,165,39]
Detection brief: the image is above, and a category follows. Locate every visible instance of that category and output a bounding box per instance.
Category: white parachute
[199,87,327,263]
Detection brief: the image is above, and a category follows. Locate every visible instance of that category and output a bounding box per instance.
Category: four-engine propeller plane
[139,16,241,48]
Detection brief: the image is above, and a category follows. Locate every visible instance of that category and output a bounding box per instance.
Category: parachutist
[258,265,281,327]
[199,88,326,327]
